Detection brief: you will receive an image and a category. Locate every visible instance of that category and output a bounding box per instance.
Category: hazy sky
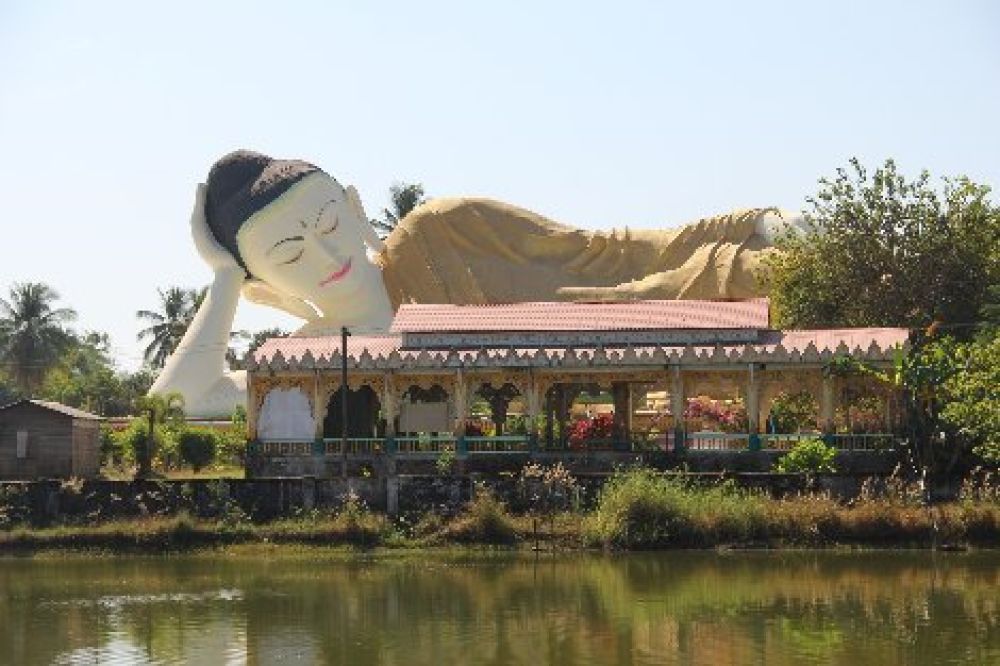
[1,1,997,369]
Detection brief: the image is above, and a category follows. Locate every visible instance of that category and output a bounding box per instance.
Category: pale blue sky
[0,1,997,369]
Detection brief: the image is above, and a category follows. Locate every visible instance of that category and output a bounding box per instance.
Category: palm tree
[133,391,185,478]
[371,182,426,238]
[0,282,77,394]
[136,287,206,368]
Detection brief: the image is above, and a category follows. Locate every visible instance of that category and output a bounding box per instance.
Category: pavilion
[245,298,908,477]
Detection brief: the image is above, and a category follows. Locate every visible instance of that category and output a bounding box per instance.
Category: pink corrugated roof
[390,298,770,333]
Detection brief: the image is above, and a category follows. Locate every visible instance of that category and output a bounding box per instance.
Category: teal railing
[393,435,457,455]
[464,435,530,453]
[248,432,899,456]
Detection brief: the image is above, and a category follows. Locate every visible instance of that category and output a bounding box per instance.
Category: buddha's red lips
[319,258,353,286]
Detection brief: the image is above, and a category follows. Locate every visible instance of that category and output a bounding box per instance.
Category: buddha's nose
[310,236,343,261]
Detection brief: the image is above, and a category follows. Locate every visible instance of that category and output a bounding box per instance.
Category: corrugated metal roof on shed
[390,298,771,333]
[0,399,101,420]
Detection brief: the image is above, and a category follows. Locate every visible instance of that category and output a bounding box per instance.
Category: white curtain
[258,388,314,441]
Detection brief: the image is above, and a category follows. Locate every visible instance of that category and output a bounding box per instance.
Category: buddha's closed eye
[268,236,305,265]
[316,200,339,234]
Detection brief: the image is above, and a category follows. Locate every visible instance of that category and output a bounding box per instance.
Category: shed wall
[0,405,95,479]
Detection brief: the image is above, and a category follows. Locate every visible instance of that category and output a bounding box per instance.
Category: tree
[0,282,77,394]
[133,392,185,478]
[940,332,1000,464]
[763,159,1000,333]
[226,327,288,370]
[827,340,965,480]
[371,182,426,238]
[136,287,206,368]
[177,429,218,472]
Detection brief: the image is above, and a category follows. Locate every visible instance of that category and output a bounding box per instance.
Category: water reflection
[0,551,997,665]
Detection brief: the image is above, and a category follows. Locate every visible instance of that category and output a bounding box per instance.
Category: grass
[582,468,1000,549]
[100,465,246,481]
[1,468,997,553]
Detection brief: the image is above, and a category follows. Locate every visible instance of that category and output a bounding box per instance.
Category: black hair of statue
[204,149,322,274]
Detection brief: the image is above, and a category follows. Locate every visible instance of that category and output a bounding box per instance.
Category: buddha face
[237,172,380,315]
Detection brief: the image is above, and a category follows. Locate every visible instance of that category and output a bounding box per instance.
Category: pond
[0,550,997,664]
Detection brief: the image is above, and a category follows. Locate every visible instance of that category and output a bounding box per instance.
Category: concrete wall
[248,449,901,478]
[0,469,904,526]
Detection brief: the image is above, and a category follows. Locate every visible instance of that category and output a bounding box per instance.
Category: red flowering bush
[683,396,747,432]
[568,413,615,448]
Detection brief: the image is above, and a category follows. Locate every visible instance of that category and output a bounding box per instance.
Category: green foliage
[940,332,1000,463]
[439,483,516,544]
[371,182,427,238]
[435,446,456,475]
[768,391,819,432]
[763,158,1000,332]
[40,332,151,416]
[0,282,77,393]
[584,468,767,548]
[136,287,206,369]
[774,438,838,474]
[177,429,218,472]
[133,392,185,478]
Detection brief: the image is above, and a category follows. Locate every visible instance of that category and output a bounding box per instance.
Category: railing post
[312,438,324,456]
[385,434,397,456]
[457,435,468,457]
[748,432,761,452]
[673,426,686,453]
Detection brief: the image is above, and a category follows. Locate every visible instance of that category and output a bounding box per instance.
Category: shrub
[177,429,218,472]
[435,445,456,475]
[440,483,517,544]
[568,413,614,448]
[767,391,818,432]
[584,467,767,548]
[774,438,838,474]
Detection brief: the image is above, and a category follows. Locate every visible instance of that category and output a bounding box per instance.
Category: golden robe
[379,197,778,307]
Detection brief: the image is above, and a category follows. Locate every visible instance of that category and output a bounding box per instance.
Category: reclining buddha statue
[151,150,804,416]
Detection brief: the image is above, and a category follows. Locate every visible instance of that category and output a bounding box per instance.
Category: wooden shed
[0,400,102,479]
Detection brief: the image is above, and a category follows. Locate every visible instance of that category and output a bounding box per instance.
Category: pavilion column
[670,366,686,450]
[453,370,468,436]
[746,364,761,434]
[247,376,258,440]
[382,374,398,437]
[313,374,325,439]
[525,379,542,447]
[820,375,836,434]
[612,382,631,442]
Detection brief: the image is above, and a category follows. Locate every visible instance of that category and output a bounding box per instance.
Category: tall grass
[584,468,769,548]
[585,467,1000,549]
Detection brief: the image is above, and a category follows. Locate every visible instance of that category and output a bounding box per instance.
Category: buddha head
[204,150,385,319]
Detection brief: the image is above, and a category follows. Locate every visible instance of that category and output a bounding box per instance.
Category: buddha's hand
[190,183,244,276]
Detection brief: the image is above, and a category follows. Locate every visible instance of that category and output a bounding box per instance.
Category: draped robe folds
[378,198,779,307]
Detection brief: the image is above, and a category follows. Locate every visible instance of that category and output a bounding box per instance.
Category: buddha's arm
[149,267,245,405]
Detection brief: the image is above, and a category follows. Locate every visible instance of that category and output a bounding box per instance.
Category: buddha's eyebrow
[267,236,304,254]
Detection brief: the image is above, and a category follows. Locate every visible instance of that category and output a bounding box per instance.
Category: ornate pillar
[453,369,468,436]
[612,382,631,443]
[820,375,836,434]
[247,375,258,440]
[382,372,398,437]
[313,373,325,439]
[670,366,686,451]
[746,364,761,433]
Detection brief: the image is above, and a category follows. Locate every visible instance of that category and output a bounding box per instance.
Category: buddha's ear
[346,185,386,253]
[241,280,319,321]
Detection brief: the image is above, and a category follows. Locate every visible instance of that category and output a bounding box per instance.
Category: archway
[323,385,381,438]
[258,387,314,441]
